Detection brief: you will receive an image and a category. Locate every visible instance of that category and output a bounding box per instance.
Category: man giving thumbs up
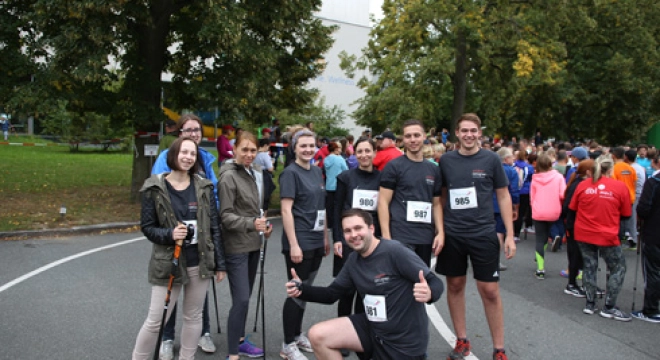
[285,208,444,360]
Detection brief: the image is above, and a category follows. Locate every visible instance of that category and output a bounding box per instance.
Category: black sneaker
[535,270,545,280]
[551,236,562,252]
[626,239,637,251]
[583,302,598,315]
[600,306,632,321]
[564,284,586,298]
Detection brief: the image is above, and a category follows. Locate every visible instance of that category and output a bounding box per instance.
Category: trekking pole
[260,224,268,349]
[153,243,182,360]
[632,220,642,312]
[212,280,222,333]
[252,212,267,333]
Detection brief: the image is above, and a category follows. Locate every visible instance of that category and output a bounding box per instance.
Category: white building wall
[312,0,374,137]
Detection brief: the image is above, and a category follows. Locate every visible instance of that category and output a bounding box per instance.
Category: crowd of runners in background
[134,113,660,360]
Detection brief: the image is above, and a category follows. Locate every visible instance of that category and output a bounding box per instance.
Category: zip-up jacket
[218,162,267,254]
[140,174,225,286]
[531,170,566,221]
[152,148,219,207]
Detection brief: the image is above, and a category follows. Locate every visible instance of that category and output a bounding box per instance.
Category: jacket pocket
[150,247,174,280]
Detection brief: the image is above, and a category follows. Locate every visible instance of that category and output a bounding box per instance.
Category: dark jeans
[163,292,211,341]
[226,251,260,354]
[642,242,660,314]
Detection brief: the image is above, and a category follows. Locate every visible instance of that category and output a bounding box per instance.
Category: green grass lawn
[0,142,283,232]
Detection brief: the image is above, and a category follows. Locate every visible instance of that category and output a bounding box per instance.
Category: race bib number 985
[449,186,478,210]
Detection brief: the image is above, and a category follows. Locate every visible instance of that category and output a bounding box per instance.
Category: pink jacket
[530,170,566,221]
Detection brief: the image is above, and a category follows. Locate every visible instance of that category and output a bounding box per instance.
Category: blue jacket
[514,159,534,195]
[493,163,520,213]
[152,148,219,206]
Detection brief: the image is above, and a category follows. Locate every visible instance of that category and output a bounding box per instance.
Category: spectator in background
[611,147,637,250]
[514,150,535,239]
[372,131,402,171]
[158,119,179,153]
[229,128,243,147]
[624,149,645,250]
[1,114,12,141]
[324,142,349,231]
[217,124,235,166]
[637,144,652,178]
[254,138,274,174]
[495,147,520,271]
[261,127,271,140]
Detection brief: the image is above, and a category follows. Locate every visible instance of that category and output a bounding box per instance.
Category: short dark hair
[258,138,270,148]
[167,137,200,175]
[624,149,637,162]
[341,208,374,227]
[354,136,375,151]
[402,119,425,132]
[611,147,625,160]
[557,149,568,161]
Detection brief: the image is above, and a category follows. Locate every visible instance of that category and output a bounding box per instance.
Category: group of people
[130,112,660,360]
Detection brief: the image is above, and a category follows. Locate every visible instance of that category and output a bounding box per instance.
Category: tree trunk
[128,4,173,202]
[450,29,468,141]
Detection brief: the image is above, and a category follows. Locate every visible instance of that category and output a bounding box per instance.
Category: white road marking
[429,258,480,359]
[0,236,145,294]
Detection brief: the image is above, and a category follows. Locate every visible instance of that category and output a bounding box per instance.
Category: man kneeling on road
[284,208,444,360]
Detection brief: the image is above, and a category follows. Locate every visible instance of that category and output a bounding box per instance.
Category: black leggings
[565,230,584,286]
[515,194,532,235]
[282,248,324,344]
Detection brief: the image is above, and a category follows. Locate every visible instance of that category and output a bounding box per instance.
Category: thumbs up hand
[413,270,431,303]
[286,268,303,298]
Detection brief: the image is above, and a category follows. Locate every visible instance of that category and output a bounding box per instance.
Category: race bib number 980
[352,189,378,211]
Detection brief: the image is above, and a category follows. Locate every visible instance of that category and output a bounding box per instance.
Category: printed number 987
[414,210,427,218]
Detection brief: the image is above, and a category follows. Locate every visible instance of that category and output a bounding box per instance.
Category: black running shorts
[435,233,501,282]
[349,313,427,360]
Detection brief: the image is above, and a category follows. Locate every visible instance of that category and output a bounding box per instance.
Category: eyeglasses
[181,128,202,134]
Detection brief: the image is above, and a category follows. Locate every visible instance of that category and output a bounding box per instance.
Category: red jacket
[569,177,632,246]
[216,135,233,163]
[373,146,402,171]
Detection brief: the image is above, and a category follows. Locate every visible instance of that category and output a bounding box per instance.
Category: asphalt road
[0,220,657,360]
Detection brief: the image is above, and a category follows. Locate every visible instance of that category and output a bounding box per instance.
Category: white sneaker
[159,340,174,360]
[280,342,308,360]
[198,333,216,353]
[295,333,313,352]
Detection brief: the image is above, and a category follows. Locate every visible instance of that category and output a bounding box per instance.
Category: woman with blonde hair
[569,158,632,319]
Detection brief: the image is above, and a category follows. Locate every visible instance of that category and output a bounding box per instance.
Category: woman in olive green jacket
[132,137,225,360]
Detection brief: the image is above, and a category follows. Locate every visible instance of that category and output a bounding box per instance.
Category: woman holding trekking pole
[132,137,226,360]
[218,131,273,360]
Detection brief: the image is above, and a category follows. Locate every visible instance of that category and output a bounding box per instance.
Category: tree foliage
[341,0,660,144]
[274,96,349,138]
[1,0,335,199]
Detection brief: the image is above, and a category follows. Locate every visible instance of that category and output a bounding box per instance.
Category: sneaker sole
[240,353,265,358]
[583,309,597,315]
[551,238,561,252]
[632,315,660,323]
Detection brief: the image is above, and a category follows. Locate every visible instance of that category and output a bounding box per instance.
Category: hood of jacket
[533,169,562,185]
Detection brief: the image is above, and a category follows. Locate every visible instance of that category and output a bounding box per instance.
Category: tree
[274,96,349,138]
[340,0,660,144]
[1,0,334,199]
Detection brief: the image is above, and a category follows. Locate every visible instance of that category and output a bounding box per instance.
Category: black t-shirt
[279,163,326,251]
[439,149,508,236]
[334,240,433,356]
[333,168,382,244]
[166,179,200,267]
[380,156,442,245]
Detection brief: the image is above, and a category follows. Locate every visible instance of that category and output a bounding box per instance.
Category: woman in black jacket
[132,137,225,360]
[561,159,593,297]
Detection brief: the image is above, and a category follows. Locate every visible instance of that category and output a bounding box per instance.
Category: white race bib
[182,220,198,245]
[449,186,478,210]
[352,189,378,211]
[313,210,326,231]
[406,201,432,224]
[363,294,388,322]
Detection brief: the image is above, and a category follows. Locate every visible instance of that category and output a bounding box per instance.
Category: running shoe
[631,311,660,323]
[625,239,637,251]
[493,348,508,360]
[514,236,520,243]
[239,335,264,358]
[525,226,535,233]
[295,334,313,353]
[198,332,216,353]
[160,340,174,360]
[564,284,586,298]
[535,270,545,280]
[551,236,561,252]
[559,269,582,280]
[599,306,632,322]
[583,302,598,315]
[447,338,471,359]
[280,342,308,360]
